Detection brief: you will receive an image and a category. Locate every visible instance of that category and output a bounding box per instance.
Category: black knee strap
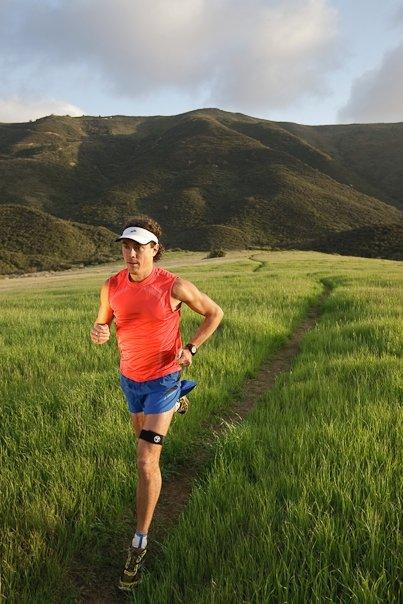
[139,429,165,445]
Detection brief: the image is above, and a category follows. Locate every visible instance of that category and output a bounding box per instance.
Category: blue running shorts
[119,370,197,414]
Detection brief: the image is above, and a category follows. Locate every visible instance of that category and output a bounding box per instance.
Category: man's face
[121,239,158,273]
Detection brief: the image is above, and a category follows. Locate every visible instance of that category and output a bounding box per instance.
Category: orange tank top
[108,266,182,382]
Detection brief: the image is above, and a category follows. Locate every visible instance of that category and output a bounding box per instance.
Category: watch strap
[185,343,197,355]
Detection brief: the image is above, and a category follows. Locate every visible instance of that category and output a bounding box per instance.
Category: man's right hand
[91,323,110,345]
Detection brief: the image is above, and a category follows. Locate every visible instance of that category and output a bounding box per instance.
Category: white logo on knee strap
[154,435,161,443]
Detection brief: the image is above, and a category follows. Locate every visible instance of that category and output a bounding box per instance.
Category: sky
[0,0,402,125]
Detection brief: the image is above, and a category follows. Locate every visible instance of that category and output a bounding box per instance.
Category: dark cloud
[338,6,403,124]
[338,42,403,123]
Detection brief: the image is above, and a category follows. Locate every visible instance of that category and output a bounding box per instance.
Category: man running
[90,215,224,590]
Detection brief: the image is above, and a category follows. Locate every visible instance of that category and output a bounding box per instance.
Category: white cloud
[337,3,403,123]
[0,97,85,123]
[0,0,342,114]
[205,0,341,110]
[338,40,403,123]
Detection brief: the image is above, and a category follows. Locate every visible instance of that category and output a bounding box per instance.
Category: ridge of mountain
[0,108,402,272]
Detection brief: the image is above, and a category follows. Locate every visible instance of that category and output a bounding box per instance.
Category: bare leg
[130,411,145,437]
[135,407,176,534]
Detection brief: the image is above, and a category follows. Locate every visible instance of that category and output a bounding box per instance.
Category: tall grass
[137,257,402,603]
[0,251,401,602]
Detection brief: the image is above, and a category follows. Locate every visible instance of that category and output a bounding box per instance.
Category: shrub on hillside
[207,248,226,258]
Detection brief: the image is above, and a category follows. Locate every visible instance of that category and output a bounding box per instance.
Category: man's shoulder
[154,265,177,282]
[108,267,127,287]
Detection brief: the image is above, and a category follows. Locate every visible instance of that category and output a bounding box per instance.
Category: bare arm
[90,280,114,345]
[172,277,224,366]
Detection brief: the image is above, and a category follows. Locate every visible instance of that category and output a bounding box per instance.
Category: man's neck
[128,265,154,282]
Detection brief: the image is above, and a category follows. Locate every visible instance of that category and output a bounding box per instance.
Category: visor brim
[115,236,155,244]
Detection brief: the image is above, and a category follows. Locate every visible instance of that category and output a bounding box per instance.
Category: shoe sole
[118,577,142,591]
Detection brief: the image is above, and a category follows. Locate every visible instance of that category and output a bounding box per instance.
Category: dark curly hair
[123,214,164,262]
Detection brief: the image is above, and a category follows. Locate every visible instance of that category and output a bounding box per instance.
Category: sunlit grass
[0,251,401,602]
[138,259,402,604]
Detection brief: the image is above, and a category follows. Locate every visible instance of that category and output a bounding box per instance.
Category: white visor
[115,226,159,244]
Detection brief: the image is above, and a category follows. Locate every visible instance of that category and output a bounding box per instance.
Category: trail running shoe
[118,545,147,591]
[177,395,189,415]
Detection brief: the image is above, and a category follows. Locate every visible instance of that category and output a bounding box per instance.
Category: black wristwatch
[185,343,198,356]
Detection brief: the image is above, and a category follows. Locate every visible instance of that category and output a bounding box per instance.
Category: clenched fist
[91,323,110,345]
[176,347,192,367]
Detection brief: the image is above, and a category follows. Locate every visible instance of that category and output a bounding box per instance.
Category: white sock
[174,399,180,412]
[132,531,148,549]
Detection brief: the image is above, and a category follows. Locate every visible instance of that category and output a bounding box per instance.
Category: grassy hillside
[0,110,402,270]
[1,111,402,224]
[289,223,403,261]
[0,205,120,274]
[279,121,403,211]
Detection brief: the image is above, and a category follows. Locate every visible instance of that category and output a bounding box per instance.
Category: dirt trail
[75,280,333,603]
[155,282,332,541]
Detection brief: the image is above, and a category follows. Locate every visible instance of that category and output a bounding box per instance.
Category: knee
[132,419,144,438]
[137,454,160,480]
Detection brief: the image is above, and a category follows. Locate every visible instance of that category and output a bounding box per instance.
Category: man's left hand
[176,348,193,367]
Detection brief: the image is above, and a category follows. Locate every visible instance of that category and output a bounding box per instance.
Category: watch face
[187,344,197,354]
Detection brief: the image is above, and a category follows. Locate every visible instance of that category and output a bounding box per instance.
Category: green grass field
[0,251,401,603]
